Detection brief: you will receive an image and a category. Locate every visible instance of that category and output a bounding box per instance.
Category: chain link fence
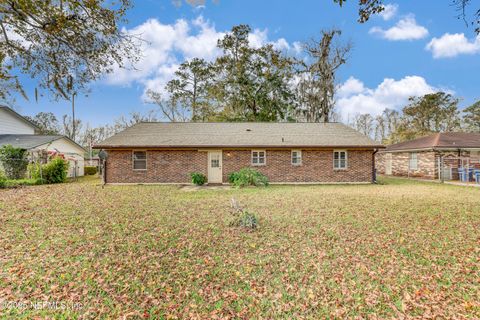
[0,151,84,181]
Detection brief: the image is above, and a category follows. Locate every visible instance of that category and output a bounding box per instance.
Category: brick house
[376,132,480,180]
[94,122,384,184]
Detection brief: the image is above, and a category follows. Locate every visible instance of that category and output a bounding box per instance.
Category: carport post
[467,158,470,185]
[439,154,444,183]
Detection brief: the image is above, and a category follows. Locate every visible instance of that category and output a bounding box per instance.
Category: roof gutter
[93,144,386,150]
[379,147,434,153]
[383,147,480,153]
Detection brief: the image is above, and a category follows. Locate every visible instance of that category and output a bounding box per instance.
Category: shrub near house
[84,166,98,176]
[30,157,69,184]
[0,144,29,179]
[0,171,6,188]
[42,158,69,183]
[190,172,207,185]
[228,168,269,187]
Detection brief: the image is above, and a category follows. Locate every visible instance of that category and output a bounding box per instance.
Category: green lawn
[0,177,479,318]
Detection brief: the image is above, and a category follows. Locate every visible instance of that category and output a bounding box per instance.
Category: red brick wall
[105,149,374,184]
[106,150,207,183]
[377,150,480,180]
[376,151,437,179]
[223,150,373,183]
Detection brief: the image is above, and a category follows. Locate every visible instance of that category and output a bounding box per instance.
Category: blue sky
[13,0,480,126]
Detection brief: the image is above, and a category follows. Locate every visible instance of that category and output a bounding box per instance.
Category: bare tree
[146,90,190,122]
[374,114,386,142]
[296,29,352,122]
[79,124,116,148]
[77,110,161,148]
[25,112,60,134]
[382,108,401,142]
[62,114,82,142]
[113,110,159,130]
[351,113,374,138]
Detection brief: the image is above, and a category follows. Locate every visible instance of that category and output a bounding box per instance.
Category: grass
[0,176,479,318]
[0,178,44,189]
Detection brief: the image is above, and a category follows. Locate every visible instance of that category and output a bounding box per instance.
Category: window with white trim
[133,151,147,170]
[409,152,418,170]
[210,153,220,168]
[333,150,347,169]
[291,150,302,165]
[251,150,266,166]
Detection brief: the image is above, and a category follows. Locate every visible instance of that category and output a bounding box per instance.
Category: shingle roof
[95,122,383,149]
[0,134,86,152]
[385,132,480,152]
[0,134,65,149]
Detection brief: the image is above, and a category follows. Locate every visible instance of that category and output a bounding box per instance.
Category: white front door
[208,151,223,183]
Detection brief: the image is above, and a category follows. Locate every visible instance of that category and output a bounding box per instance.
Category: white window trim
[291,150,302,166]
[251,150,266,166]
[333,150,348,170]
[132,150,147,171]
[409,152,418,171]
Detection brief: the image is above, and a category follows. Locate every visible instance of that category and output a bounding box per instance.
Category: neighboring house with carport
[376,132,480,180]
[0,106,85,177]
[94,122,384,184]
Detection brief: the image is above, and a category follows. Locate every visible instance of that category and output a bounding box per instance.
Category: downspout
[372,149,379,184]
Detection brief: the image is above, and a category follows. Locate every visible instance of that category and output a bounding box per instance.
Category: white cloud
[369,15,429,41]
[107,16,294,99]
[379,4,398,21]
[177,16,224,60]
[426,33,480,58]
[248,28,291,51]
[337,77,366,98]
[248,28,268,49]
[107,17,223,88]
[336,76,443,120]
[292,41,303,55]
[141,63,181,100]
